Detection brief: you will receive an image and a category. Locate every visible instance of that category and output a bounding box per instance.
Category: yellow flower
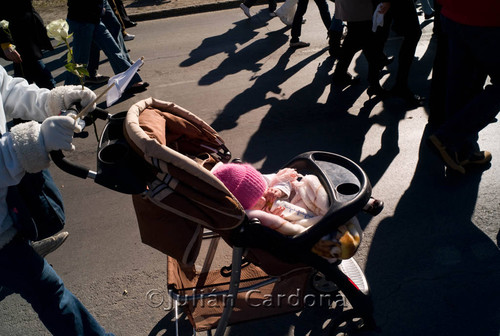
[46,19,70,43]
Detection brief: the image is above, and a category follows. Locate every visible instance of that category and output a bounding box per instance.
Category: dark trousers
[243,0,277,11]
[334,21,380,86]
[377,0,421,87]
[13,58,55,89]
[108,0,133,26]
[291,0,331,42]
[434,16,500,154]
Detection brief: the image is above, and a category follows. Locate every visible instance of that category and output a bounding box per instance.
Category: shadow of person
[210,47,327,132]
[180,13,273,68]
[227,290,345,336]
[363,124,500,335]
[199,26,289,86]
[240,55,386,174]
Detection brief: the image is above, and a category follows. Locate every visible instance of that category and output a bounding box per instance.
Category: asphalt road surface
[1,5,499,336]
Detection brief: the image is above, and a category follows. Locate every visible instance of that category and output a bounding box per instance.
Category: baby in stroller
[211,162,363,263]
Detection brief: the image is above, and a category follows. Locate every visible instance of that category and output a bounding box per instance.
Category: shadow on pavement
[364,125,500,335]
[148,289,346,335]
[180,12,275,69]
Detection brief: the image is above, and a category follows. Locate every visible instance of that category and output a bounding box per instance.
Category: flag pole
[75,82,116,119]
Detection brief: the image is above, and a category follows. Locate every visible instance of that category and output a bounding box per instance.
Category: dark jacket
[67,0,105,25]
[1,1,53,60]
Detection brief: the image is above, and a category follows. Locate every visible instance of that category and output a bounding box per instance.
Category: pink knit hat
[212,163,267,209]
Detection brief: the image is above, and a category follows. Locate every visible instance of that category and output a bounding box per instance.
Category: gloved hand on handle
[46,85,97,117]
[40,115,83,152]
[10,116,82,174]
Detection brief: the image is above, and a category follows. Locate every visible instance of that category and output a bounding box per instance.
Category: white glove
[40,115,82,152]
[46,85,96,116]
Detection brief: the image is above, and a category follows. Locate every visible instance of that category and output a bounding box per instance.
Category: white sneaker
[31,232,69,258]
[123,33,135,41]
[240,3,251,18]
[338,258,369,295]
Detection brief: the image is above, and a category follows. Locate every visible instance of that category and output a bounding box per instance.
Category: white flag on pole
[106,57,144,107]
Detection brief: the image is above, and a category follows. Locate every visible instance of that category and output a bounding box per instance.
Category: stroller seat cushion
[138,106,221,156]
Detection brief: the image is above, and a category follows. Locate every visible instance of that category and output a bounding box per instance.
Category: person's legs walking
[102,0,132,63]
[290,0,310,47]
[314,0,331,30]
[92,22,142,87]
[332,21,364,86]
[0,237,113,335]
[430,17,500,171]
[390,0,423,104]
[393,1,421,86]
[65,20,95,85]
[328,13,344,57]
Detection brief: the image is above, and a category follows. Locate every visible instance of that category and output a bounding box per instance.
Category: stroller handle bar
[49,106,111,181]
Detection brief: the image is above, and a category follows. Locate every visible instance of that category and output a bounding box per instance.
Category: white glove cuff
[45,85,82,116]
[10,121,51,173]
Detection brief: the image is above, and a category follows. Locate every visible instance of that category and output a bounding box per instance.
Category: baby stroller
[52,97,383,335]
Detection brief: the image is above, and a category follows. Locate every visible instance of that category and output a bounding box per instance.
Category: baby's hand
[270,206,285,217]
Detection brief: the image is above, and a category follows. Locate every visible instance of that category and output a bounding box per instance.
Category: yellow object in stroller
[51,98,383,335]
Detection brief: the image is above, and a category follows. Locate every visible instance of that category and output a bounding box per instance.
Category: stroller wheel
[328,309,370,336]
[311,271,339,293]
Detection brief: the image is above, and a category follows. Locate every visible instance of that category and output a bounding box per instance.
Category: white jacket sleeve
[0,66,51,123]
[0,134,25,188]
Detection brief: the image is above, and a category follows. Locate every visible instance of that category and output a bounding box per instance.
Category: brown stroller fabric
[125,98,315,332]
[125,98,245,264]
[168,257,311,332]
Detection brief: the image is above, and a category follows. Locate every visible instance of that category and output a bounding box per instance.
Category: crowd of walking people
[0,0,498,335]
[239,0,498,174]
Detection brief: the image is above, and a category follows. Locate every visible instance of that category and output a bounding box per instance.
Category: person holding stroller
[0,65,114,336]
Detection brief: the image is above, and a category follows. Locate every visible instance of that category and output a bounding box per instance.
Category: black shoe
[391,87,425,106]
[367,85,389,99]
[126,82,149,94]
[460,151,492,166]
[428,135,466,174]
[85,74,110,85]
[332,72,360,88]
[124,21,137,28]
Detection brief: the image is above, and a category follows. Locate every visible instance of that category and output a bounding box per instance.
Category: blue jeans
[418,0,434,15]
[100,0,132,64]
[434,16,500,154]
[0,236,114,335]
[66,19,141,86]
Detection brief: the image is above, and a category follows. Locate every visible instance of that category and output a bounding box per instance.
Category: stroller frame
[51,98,381,335]
[165,150,378,335]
